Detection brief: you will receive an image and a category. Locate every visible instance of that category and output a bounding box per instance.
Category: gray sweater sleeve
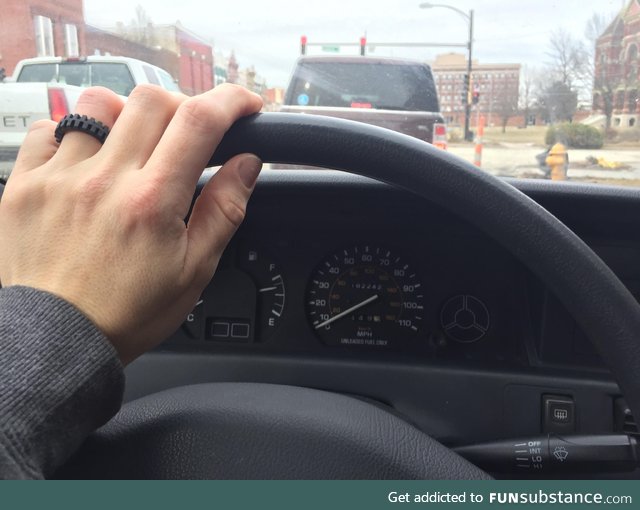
[0,286,124,479]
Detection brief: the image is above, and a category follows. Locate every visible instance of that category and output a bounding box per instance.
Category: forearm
[0,286,124,479]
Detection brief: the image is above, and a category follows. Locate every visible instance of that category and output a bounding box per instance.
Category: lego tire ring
[54,114,111,145]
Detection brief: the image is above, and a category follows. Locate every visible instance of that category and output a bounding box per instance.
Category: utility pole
[419,4,475,141]
[464,10,474,141]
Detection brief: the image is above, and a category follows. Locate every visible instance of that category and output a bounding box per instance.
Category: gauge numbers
[307,246,424,348]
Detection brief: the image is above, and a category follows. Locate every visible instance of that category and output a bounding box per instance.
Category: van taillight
[48,88,69,122]
[433,123,447,150]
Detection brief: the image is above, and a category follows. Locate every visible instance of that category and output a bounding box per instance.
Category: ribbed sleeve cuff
[0,286,124,478]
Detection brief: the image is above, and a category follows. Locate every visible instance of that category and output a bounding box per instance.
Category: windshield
[0,0,636,187]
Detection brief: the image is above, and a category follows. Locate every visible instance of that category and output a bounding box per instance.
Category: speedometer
[306,245,424,348]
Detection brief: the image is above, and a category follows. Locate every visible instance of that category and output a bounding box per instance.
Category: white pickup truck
[0,56,180,172]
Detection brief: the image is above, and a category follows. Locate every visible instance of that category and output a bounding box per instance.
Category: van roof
[296,55,432,69]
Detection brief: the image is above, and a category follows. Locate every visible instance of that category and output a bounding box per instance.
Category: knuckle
[74,172,113,205]
[120,182,162,225]
[216,82,242,93]
[211,189,246,229]
[1,179,31,210]
[178,97,229,133]
[128,83,171,106]
[76,86,115,108]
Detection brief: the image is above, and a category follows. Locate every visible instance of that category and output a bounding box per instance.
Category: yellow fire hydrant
[546,143,568,181]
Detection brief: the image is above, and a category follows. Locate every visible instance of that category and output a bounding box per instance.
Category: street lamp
[419,3,475,141]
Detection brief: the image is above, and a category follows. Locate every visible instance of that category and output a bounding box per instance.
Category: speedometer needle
[314,294,379,330]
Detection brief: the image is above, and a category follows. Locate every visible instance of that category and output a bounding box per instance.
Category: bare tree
[541,29,592,122]
[519,65,542,128]
[546,29,588,90]
[494,80,519,133]
[585,12,611,45]
[129,5,152,44]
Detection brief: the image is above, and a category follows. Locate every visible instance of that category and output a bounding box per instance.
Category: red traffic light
[360,36,366,56]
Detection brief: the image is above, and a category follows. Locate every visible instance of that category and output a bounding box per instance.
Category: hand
[0,84,263,364]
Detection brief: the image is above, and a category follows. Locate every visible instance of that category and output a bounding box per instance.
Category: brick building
[114,22,213,95]
[594,0,640,129]
[431,53,520,128]
[85,25,178,80]
[0,0,86,76]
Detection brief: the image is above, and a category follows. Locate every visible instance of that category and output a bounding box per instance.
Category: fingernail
[237,154,262,188]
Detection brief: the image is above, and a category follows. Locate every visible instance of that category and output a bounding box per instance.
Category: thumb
[186,153,262,283]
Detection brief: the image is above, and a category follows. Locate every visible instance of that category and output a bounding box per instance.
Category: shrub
[545,123,604,149]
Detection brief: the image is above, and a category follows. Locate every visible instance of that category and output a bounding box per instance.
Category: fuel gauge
[238,247,286,341]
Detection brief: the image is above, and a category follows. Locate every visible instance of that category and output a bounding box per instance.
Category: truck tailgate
[281,105,444,143]
[0,83,52,152]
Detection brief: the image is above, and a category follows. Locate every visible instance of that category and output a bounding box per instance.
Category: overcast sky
[84,0,625,87]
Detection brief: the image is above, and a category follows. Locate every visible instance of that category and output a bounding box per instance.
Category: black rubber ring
[54,114,110,145]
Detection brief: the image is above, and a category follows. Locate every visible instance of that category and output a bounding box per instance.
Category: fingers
[12,120,59,173]
[145,84,263,205]
[186,154,262,280]
[53,87,124,165]
[102,85,187,169]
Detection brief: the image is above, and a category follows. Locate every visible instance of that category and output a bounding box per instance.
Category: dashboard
[166,182,528,366]
[126,169,640,477]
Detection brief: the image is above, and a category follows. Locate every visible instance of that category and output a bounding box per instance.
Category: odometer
[307,246,424,348]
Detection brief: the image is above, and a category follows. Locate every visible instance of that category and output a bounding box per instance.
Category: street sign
[321,45,340,53]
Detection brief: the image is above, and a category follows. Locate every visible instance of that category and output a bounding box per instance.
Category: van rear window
[285,61,439,112]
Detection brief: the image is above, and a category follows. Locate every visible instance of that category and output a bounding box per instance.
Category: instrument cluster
[167,230,526,365]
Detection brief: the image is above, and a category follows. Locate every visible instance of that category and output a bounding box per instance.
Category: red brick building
[1,1,213,96]
[594,0,640,129]
[85,25,179,82]
[431,53,521,128]
[0,0,86,76]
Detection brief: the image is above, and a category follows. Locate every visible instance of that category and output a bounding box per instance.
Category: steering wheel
[56,113,640,479]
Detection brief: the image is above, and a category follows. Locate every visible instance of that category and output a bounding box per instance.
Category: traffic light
[360,36,367,56]
[461,74,469,105]
[472,87,480,105]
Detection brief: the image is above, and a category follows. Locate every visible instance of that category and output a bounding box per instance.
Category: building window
[34,15,54,57]
[64,24,79,57]
[628,90,638,112]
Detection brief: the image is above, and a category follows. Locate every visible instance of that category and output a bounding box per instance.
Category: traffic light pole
[464,9,474,142]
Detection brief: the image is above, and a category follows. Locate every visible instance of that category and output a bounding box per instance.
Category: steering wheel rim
[209,113,640,415]
[60,113,640,479]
